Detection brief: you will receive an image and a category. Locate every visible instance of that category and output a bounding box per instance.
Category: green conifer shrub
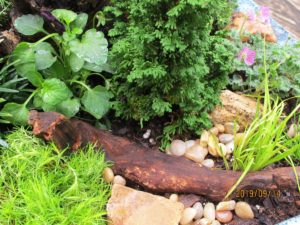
[105,0,236,144]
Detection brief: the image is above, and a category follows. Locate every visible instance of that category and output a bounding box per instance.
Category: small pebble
[170,140,187,156]
[209,127,219,136]
[217,143,227,157]
[208,135,219,157]
[218,134,234,144]
[200,130,210,147]
[211,220,221,225]
[287,124,298,138]
[204,202,215,221]
[224,122,240,134]
[216,210,233,223]
[113,175,126,186]
[202,159,214,168]
[216,200,236,211]
[193,202,204,219]
[235,202,254,219]
[225,141,234,154]
[185,140,196,149]
[103,168,114,183]
[185,145,208,163]
[165,147,172,155]
[234,133,245,145]
[142,129,151,139]
[215,124,225,133]
[149,138,156,145]
[169,194,179,202]
[193,218,211,225]
[180,207,197,225]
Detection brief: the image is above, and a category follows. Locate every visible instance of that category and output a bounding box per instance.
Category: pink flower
[260,6,270,24]
[238,47,256,66]
[247,9,256,22]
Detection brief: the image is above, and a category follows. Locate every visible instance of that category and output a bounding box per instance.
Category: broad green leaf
[42,61,67,79]
[71,13,88,32]
[13,42,43,87]
[56,98,80,117]
[52,9,77,25]
[40,78,72,106]
[70,53,84,72]
[0,102,29,125]
[14,15,44,35]
[35,42,57,70]
[81,85,112,119]
[83,62,114,73]
[0,98,5,103]
[69,29,108,65]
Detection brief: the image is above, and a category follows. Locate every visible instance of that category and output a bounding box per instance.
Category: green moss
[0,128,111,225]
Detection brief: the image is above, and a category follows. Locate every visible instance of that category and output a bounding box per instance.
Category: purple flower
[238,47,256,66]
[260,6,270,24]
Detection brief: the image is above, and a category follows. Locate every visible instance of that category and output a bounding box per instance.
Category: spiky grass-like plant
[0,128,111,225]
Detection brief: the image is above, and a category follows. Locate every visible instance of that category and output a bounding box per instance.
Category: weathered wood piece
[29,111,300,201]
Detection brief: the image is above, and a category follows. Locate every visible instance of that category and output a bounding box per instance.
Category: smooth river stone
[113,175,126,186]
[216,200,236,211]
[204,202,215,221]
[103,167,114,183]
[218,134,234,144]
[180,207,197,225]
[235,202,254,219]
[185,145,208,163]
[193,202,204,219]
[224,122,240,134]
[202,159,214,168]
[216,210,233,223]
[215,124,225,133]
[170,140,187,156]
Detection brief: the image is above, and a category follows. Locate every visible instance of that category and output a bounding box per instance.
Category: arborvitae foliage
[105,0,236,144]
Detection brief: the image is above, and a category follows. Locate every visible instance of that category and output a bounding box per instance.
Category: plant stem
[69,80,91,91]
[33,33,59,47]
[23,90,38,107]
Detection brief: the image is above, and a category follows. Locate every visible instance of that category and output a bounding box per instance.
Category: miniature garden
[0,0,300,224]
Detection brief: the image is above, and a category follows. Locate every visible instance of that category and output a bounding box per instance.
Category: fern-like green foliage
[105,0,237,144]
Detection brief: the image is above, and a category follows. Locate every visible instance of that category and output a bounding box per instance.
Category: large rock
[210,90,260,130]
[107,184,184,225]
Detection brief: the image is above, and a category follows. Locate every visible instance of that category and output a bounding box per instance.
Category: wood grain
[254,0,300,39]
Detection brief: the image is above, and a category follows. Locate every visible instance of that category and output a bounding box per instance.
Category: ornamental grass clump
[0,128,111,224]
[105,0,237,143]
[225,40,300,199]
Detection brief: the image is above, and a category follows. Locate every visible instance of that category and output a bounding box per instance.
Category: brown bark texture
[29,111,300,201]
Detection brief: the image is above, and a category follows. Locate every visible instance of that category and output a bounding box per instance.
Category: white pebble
[193,202,204,219]
[185,145,208,163]
[225,141,234,154]
[287,124,298,138]
[193,218,211,225]
[113,175,126,186]
[204,202,215,221]
[185,140,196,149]
[169,194,179,202]
[142,129,151,139]
[180,207,197,225]
[218,134,234,144]
[170,140,187,156]
[211,220,221,225]
[202,159,214,168]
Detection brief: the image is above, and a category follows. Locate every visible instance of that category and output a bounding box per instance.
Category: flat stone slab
[107,184,184,225]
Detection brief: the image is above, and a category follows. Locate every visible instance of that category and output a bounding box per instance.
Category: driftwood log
[29,111,300,201]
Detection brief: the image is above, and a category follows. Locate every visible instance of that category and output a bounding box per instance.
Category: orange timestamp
[235,189,281,198]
